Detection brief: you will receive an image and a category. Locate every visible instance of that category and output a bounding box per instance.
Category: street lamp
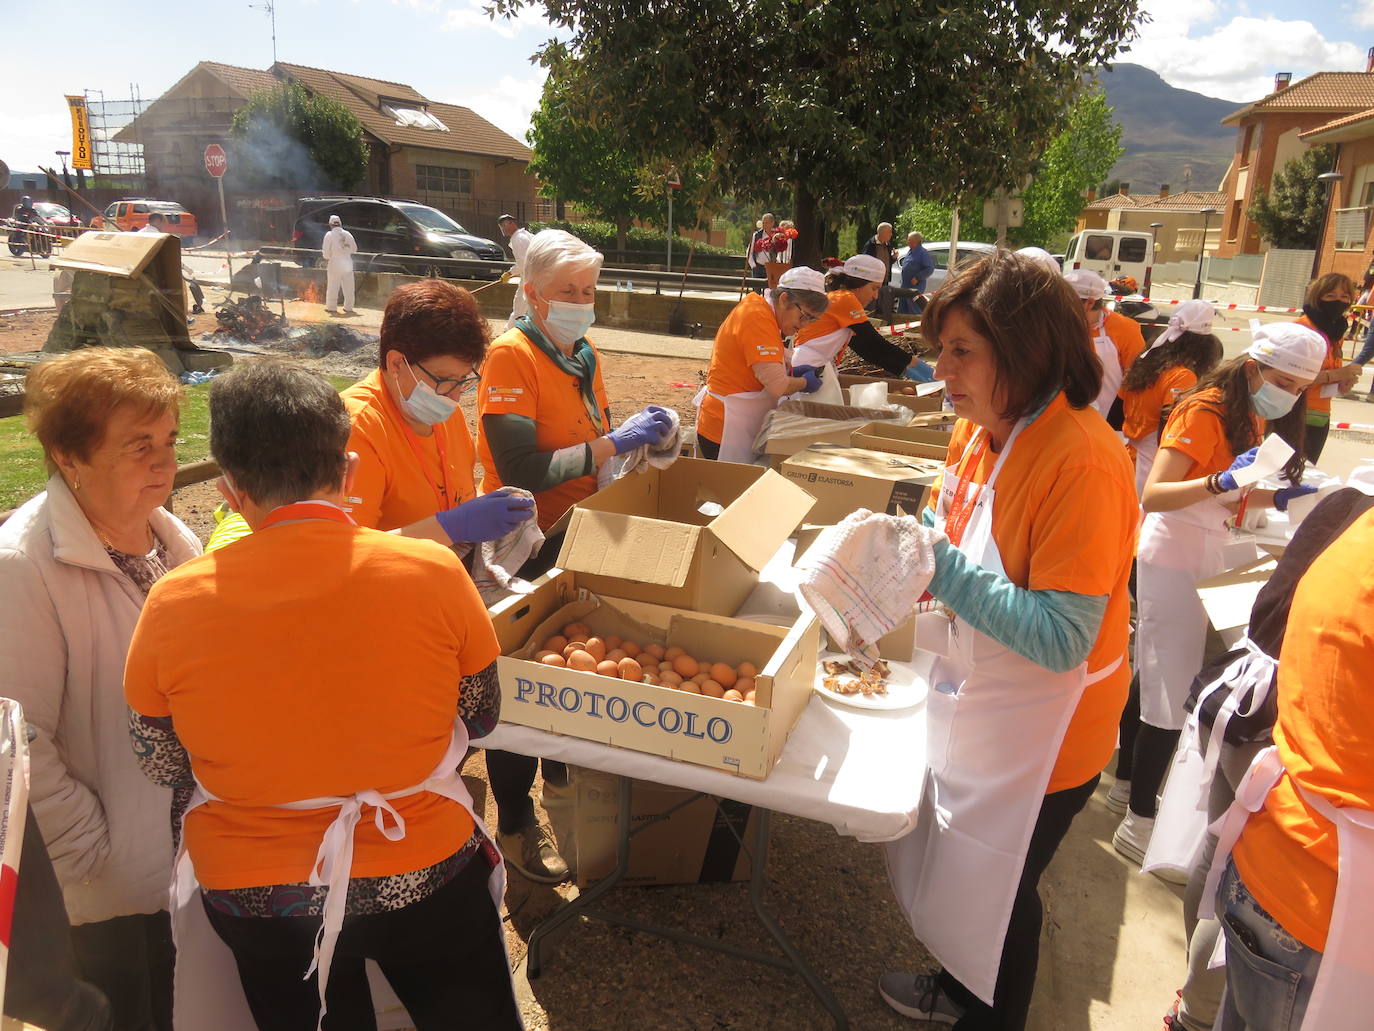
[1311,169,1345,279]
[1192,208,1218,300]
[1149,221,1163,257]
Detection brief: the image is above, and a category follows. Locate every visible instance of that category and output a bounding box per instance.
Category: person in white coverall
[498,213,533,328]
[322,213,358,315]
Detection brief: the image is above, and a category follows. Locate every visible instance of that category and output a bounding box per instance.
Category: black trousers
[695,435,721,461]
[937,774,1100,1031]
[204,855,520,1031]
[1304,421,1330,465]
[69,911,174,1031]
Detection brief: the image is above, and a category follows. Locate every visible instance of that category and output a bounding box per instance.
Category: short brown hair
[379,279,490,369]
[1304,272,1356,307]
[25,347,181,471]
[921,250,1101,420]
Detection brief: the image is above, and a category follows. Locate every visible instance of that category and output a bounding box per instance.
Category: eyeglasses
[790,298,824,327]
[413,358,481,397]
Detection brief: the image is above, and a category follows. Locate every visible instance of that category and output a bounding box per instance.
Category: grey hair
[877,221,894,233]
[209,360,350,508]
[522,229,605,295]
[907,231,923,245]
[778,288,829,314]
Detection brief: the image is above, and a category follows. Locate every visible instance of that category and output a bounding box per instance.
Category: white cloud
[1123,5,1366,101]
[1355,0,1374,29]
[440,0,550,38]
[439,71,547,144]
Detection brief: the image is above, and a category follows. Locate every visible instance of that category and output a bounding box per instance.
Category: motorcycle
[1108,275,1166,343]
[6,217,54,259]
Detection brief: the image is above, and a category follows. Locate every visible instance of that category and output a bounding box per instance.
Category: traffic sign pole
[204,144,232,290]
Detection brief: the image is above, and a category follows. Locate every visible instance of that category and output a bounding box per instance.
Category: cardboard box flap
[52,230,172,279]
[556,508,702,588]
[708,469,816,572]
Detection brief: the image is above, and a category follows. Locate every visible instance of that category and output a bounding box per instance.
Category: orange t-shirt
[1103,310,1147,389]
[698,293,785,444]
[1233,507,1374,951]
[476,325,611,531]
[931,394,1138,792]
[1157,386,1261,480]
[341,369,478,530]
[1296,315,1341,417]
[1122,365,1198,467]
[124,520,499,889]
[793,289,869,363]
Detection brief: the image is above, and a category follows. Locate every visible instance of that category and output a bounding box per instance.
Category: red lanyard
[257,501,356,531]
[943,432,991,547]
[384,386,452,510]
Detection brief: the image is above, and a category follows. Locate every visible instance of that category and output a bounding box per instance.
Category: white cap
[840,254,886,283]
[1063,268,1108,299]
[777,266,827,293]
[1151,299,1215,349]
[328,214,342,226]
[1016,247,1060,274]
[1247,322,1327,380]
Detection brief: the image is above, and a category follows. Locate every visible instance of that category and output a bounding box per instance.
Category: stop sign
[204,144,228,178]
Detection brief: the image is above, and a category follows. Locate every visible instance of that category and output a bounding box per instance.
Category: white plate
[812,651,928,711]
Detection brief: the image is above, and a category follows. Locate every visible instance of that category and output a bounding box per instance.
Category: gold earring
[73,477,80,491]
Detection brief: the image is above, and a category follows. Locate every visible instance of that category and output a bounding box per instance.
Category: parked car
[292,196,506,276]
[887,240,998,294]
[32,202,82,237]
[1063,229,1154,295]
[101,199,199,240]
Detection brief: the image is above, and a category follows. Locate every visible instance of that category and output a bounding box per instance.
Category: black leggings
[1127,723,1181,818]
[937,774,1099,1031]
[1304,421,1330,465]
[695,434,721,461]
[1114,671,1141,781]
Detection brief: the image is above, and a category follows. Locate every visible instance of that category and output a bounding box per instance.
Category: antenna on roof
[249,0,278,64]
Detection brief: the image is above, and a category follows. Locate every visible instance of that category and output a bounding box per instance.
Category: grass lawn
[0,374,358,512]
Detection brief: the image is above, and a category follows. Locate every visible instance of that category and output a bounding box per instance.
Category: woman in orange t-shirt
[1119,299,1222,497]
[1116,324,1325,871]
[1293,272,1362,464]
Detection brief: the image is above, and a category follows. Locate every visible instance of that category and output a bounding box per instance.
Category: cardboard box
[780,445,942,525]
[1197,557,1277,649]
[568,770,759,887]
[837,373,944,414]
[488,570,820,779]
[759,398,909,465]
[851,422,953,462]
[555,457,814,615]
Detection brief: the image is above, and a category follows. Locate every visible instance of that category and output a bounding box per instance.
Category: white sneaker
[1113,811,1154,865]
[1106,778,1130,815]
[878,972,964,1024]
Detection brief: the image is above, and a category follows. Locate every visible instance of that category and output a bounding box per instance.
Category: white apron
[169,719,519,1031]
[789,327,848,406]
[1200,747,1374,1030]
[1141,637,1275,879]
[692,384,779,464]
[1135,496,1255,730]
[1129,432,1158,498]
[1091,319,1123,418]
[884,420,1118,1004]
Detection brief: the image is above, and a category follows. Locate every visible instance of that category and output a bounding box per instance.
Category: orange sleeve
[1158,396,1227,472]
[477,342,538,419]
[124,584,172,717]
[344,420,389,531]
[1112,315,1146,374]
[742,305,786,365]
[1157,366,1198,404]
[834,290,870,327]
[1025,446,1138,599]
[445,562,502,675]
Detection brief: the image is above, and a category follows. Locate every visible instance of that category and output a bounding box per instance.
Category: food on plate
[821,669,889,697]
[567,649,598,672]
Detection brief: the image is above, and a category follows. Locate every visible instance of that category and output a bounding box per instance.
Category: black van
[292,196,506,275]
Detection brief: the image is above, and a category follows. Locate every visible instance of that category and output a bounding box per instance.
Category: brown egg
[583,637,607,662]
[596,660,620,677]
[544,635,569,655]
[691,672,709,685]
[562,621,592,640]
[659,670,683,687]
[620,641,639,659]
[700,679,725,698]
[736,661,758,679]
[603,634,623,652]
[664,645,685,661]
[901,385,918,395]
[618,657,643,681]
[678,680,702,694]
[566,650,598,672]
[562,642,586,660]
[736,676,756,697]
[642,643,666,661]
[723,689,744,702]
[744,688,757,704]
[605,648,628,663]
[539,653,567,668]
[672,654,700,678]
[642,672,661,686]
[709,662,737,688]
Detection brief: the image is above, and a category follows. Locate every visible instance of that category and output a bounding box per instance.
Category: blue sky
[3,0,1372,174]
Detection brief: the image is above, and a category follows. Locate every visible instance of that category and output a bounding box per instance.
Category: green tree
[1017,87,1123,246]
[230,82,369,190]
[1248,144,1336,249]
[489,0,1141,266]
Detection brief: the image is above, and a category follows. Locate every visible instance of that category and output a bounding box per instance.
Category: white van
[1064,230,1154,294]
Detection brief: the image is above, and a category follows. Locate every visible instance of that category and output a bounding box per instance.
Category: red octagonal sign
[204,144,227,178]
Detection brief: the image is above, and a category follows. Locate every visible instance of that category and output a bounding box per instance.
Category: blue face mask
[1250,379,1298,421]
[400,361,460,425]
[541,297,596,347]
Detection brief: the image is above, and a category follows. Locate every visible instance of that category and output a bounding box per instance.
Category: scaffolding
[84,87,149,188]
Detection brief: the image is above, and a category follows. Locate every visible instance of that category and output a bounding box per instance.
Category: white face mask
[1250,379,1299,420]
[540,297,596,347]
[399,361,460,425]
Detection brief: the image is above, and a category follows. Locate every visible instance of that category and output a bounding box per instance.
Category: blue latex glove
[903,359,936,384]
[1216,446,1260,492]
[1273,483,1318,512]
[793,364,823,393]
[607,405,674,455]
[435,488,536,544]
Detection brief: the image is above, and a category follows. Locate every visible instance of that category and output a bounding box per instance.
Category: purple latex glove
[435,488,535,544]
[608,405,674,455]
[1217,446,1260,492]
[793,364,823,393]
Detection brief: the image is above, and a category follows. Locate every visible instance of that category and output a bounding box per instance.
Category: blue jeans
[1217,859,1323,1031]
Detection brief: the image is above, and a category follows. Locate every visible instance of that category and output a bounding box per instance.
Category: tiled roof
[1135,191,1230,211]
[1223,72,1374,124]
[200,61,281,99]
[1300,107,1374,139]
[1084,193,1146,210]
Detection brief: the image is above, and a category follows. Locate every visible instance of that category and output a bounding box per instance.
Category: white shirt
[322,225,358,264]
[136,223,165,234]
[509,226,533,274]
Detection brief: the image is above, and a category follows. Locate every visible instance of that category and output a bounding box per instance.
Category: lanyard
[943,432,992,547]
[257,501,356,531]
[383,383,453,510]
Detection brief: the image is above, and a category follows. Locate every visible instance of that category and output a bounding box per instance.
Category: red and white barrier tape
[1111,296,1302,314]
[0,700,31,1002]
[1333,421,1374,432]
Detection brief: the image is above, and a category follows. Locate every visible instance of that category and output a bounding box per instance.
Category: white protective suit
[322,222,358,313]
[506,226,533,328]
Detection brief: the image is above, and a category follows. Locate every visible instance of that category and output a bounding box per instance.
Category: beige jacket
[0,475,201,924]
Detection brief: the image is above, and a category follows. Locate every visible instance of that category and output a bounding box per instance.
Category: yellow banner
[66,95,93,170]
